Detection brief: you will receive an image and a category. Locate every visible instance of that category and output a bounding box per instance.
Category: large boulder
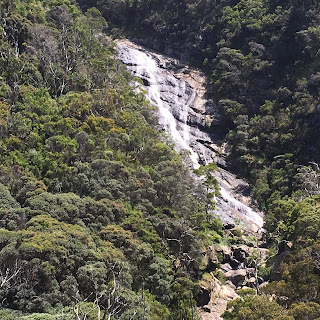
[225,269,247,287]
[244,277,257,288]
[270,240,292,281]
[233,246,248,262]
[220,263,232,272]
[204,246,219,271]
[196,287,211,307]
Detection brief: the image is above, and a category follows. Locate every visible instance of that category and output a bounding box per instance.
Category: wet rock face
[117,39,264,232]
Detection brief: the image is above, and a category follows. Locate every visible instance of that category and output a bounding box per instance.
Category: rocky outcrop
[208,244,267,290]
[225,269,248,286]
[204,246,220,271]
[270,240,292,281]
[197,274,239,320]
[197,239,291,319]
[233,246,248,262]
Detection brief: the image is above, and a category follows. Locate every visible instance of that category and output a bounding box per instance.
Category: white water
[118,43,200,166]
[117,40,264,232]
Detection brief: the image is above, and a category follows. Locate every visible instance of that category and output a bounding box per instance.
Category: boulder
[215,245,232,263]
[259,282,269,289]
[244,277,256,288]
[220,263,232,272]
[196,287,211,307]
[224,223,235,230]
[204,246,219,271]
[225,269,247,287]
[233,247,248,262]
[229,258,242,269]
[241,285,253,290]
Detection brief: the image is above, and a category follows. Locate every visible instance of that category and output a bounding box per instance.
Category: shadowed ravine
[117,39,264,233]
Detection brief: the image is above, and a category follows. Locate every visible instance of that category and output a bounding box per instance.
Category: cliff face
[117,39,263,232]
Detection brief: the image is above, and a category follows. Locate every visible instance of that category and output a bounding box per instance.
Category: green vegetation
[2,0,320,318]
[77,0,320,318]
[0,0,223,318]
[194,163,220,222]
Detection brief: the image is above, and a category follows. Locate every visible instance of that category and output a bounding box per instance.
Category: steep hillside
[79,0,320,319]
[90,0,320,203]
[0,1,224,318]
[2,0,320,319]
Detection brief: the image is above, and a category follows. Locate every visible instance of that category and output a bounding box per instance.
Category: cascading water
[117,40,263,232]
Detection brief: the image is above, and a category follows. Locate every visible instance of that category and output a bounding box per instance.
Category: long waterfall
[117,40,264,232]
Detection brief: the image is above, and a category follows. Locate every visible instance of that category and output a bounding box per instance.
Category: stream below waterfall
[117,39,264,233]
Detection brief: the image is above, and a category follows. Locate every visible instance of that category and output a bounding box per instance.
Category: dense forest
[1,0,320,319]
[86,0,320,319]
[0,0,223,318]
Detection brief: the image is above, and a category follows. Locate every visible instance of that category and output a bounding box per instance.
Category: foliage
[222,294,294,320]
[3,0,320,317]
[0,0,207,318]
[83,0,320,317]
[194,162,220,221]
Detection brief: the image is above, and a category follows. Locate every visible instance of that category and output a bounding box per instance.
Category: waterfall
[117,40,264,232]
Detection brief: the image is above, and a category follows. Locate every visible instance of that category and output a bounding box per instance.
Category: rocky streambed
[198,238,269,319]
